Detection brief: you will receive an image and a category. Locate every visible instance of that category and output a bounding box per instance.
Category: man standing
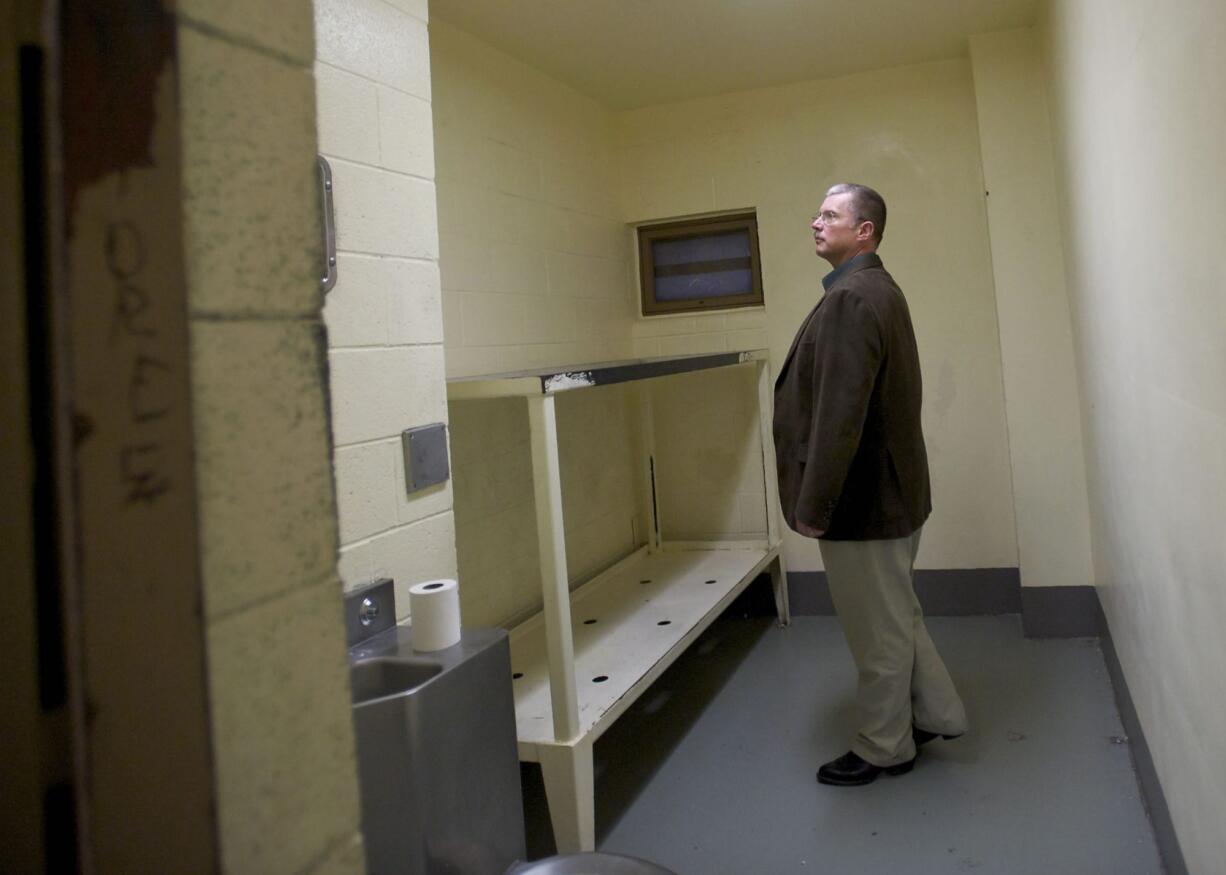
[773,183,967,786]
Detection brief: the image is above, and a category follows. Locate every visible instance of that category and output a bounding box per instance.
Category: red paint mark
[61,3,175,215]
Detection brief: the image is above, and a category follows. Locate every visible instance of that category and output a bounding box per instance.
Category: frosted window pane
[652,231,750,267]
[637,211,761,313]
[655,268,753,301]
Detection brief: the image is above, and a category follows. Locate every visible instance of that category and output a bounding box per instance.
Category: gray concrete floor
[523,602,1164,874]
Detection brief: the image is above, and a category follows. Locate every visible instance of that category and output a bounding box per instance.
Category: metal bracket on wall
[317,155,337,292]
[402,423,450,494]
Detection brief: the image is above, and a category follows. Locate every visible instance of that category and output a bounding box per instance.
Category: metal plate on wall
[402,423,449,493]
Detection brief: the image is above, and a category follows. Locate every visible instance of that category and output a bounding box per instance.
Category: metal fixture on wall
[345,578,396,648]
[402,423,450,494]
[317,155,337,292]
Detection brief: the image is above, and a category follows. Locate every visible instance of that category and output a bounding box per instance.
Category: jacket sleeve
[794,289,883,531]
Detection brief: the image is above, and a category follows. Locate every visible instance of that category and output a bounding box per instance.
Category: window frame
[637,211,764,316]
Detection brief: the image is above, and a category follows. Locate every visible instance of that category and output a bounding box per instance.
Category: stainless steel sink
[345,579,525,875]
[349,656,442,705]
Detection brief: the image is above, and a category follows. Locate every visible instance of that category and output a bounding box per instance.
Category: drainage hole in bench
[583,618,598,625]
[512,672,523,680]
[657,620,672,626]
[592,675,609,683]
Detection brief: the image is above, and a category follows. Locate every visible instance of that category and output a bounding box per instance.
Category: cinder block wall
[314,0,458,617]
[177,1,364,871]
[615,60,1020,572]
[449,387,644,625]
[649,367,769,541]
[431,22,644,627]
[430,21,633,377]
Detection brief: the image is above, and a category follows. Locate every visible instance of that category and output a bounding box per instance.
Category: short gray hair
[826,183,886,244]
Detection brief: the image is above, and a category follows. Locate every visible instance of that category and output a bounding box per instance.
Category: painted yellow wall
[432,33,1024,596]
[431,20,634,375]
[431,22,645,626]
[968,29,1094,589]
[650,366,769,541]
[178,1,364,870]
[315,0,458,619]
[616,60,1019,572]
[1042,1,1226,869]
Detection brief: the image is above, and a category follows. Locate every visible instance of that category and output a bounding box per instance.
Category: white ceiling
[429,0,1040,110]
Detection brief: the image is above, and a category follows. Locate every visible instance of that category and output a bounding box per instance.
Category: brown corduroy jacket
[772,253,931,540]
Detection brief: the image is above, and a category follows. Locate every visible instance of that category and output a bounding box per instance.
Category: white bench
[447,350,789,852]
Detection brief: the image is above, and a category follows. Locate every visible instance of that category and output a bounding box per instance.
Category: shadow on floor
[521,576,778,859]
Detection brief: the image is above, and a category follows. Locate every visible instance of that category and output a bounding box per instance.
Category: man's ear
[857,221,876,243]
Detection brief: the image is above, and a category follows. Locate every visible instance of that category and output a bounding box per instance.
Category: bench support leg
[771,553,791,627]
[538,739,595,854]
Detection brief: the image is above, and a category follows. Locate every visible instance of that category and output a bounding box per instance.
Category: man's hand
[796,521,825,538]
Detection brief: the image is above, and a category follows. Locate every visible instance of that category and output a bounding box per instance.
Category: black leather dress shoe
[913,727,963,747]
[817,751,915,786]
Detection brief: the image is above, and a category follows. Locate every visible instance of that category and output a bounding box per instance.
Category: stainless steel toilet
[345,581,677,875]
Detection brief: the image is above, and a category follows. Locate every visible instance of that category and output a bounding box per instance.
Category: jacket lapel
[775,253,884,388]
[776,297,822,388]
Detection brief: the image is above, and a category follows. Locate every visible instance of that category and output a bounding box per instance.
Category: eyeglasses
[812,210,854,226]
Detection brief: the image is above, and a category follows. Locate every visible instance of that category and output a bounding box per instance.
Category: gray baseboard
[1095,601,1188,875]
[789,571,1103,638]
[1020,585,1100,638]
[787,568,1021,617]
[783,569,1186,873]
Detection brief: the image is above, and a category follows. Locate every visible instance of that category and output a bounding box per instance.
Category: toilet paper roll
[408,578,461,652]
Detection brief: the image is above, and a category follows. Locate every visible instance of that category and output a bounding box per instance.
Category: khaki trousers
[818,528,967,766]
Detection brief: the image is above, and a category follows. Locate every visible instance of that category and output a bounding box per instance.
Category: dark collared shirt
[822,251,881,291]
